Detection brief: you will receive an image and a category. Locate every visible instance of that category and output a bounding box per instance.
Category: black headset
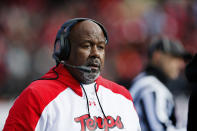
[53,18,108,65]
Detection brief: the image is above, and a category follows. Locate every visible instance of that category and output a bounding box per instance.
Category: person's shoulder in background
[185,53,197,131]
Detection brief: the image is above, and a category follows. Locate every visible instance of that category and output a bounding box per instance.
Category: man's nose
[90,45,100,58]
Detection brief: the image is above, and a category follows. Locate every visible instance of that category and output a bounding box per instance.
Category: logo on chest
[74,114,124,131]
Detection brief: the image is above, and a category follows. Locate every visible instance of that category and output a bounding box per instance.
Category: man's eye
[83,45,90,48]
[97,43,105,50]
[81,43,91,48]
[98,45,104,50]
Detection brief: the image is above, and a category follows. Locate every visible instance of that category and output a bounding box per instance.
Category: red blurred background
[0,0,196,128]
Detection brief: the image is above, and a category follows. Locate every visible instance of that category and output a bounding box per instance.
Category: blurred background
[0,0,197,129]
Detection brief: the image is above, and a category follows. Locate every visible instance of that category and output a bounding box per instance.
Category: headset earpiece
[59,31,70,61]
[53,27,70,64]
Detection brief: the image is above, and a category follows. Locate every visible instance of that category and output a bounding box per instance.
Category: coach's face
[67,20,106,84]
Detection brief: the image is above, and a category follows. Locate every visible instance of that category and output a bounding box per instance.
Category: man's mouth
[87,63,100,72]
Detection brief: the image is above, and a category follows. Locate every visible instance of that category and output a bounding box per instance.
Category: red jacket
[3,64,141,131]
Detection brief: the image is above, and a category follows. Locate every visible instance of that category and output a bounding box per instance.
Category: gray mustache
[86,59,101,67]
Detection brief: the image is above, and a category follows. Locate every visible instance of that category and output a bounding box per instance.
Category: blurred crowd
[0,0,197,98]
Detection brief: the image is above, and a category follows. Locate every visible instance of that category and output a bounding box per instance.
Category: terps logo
[74,114,124,131]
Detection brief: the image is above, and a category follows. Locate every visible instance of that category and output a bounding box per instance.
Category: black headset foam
[53,18,108,65]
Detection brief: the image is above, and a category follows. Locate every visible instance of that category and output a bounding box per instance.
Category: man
[3,18,141,131]
[129,37,189,131]
[185,53,197,131]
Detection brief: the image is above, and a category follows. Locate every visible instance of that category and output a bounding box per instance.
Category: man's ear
[151,51,162,64]
[152,50,161,60]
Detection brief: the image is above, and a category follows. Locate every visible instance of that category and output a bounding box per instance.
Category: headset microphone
[60,61,92,73]
[52,53,92,73]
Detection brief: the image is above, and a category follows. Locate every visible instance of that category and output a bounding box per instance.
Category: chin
[82,72,100,84]
[170,74,179,80]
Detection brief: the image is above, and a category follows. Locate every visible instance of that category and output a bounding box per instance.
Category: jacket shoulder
[98,77,133,101]
[3,79,67,130]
